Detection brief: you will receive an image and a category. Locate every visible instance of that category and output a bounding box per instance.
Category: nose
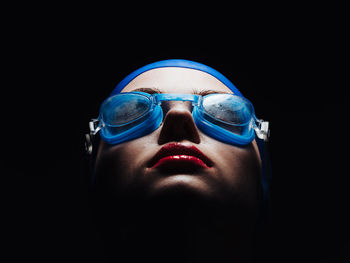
[157,101,201,145]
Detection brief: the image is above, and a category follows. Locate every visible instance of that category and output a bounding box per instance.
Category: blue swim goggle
[87,91,269,148]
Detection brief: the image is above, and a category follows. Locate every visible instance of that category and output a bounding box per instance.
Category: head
[87,59,270,262]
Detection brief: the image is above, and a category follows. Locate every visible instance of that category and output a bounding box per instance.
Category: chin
[147,175,215,201]
[139,175,239,222]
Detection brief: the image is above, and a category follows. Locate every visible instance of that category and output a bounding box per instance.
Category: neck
[97,195,257,263]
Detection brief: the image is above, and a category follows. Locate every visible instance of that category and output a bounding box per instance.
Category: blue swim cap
[110,59,244,97]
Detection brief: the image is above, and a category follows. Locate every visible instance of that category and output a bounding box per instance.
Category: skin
[93,67,263,263]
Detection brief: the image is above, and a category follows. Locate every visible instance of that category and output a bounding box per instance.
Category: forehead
[120,67,234,94]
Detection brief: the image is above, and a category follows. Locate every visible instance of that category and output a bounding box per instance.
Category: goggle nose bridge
[152,94,201,117]
[153,93,200,105]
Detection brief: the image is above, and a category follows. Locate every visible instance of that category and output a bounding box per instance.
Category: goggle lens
[101,93,152,126]
[200,94,254,136]
[202,94,252,125]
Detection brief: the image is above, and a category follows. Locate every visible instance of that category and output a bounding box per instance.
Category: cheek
[94,144,128,193]
[209,141,262,205]
[94,137,157,192]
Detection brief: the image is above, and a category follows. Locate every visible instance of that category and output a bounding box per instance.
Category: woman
[86,59,271,263]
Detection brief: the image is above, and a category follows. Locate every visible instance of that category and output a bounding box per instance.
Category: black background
[3,9,350,262]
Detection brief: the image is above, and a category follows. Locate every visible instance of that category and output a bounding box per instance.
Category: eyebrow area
[130,87,230,96]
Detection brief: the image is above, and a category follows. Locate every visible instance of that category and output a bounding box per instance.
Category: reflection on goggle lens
[200,94,253,136]
[101,93,152,125]
[202,94,252,124]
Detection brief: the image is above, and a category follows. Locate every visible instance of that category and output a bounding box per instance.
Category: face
[94,67,262,216]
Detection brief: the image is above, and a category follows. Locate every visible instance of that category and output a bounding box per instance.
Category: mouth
[148,142,214,170]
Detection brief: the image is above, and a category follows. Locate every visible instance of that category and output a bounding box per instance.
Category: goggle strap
[89,119,102,136]
[255,120,270,141]
[85,119,101,155]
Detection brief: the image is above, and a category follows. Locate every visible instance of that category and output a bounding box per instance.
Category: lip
[148,143,214,170]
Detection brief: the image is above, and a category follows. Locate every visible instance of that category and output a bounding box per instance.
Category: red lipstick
[148,143,213,170]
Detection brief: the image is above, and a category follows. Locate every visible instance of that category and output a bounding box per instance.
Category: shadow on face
[91,67,264,263]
